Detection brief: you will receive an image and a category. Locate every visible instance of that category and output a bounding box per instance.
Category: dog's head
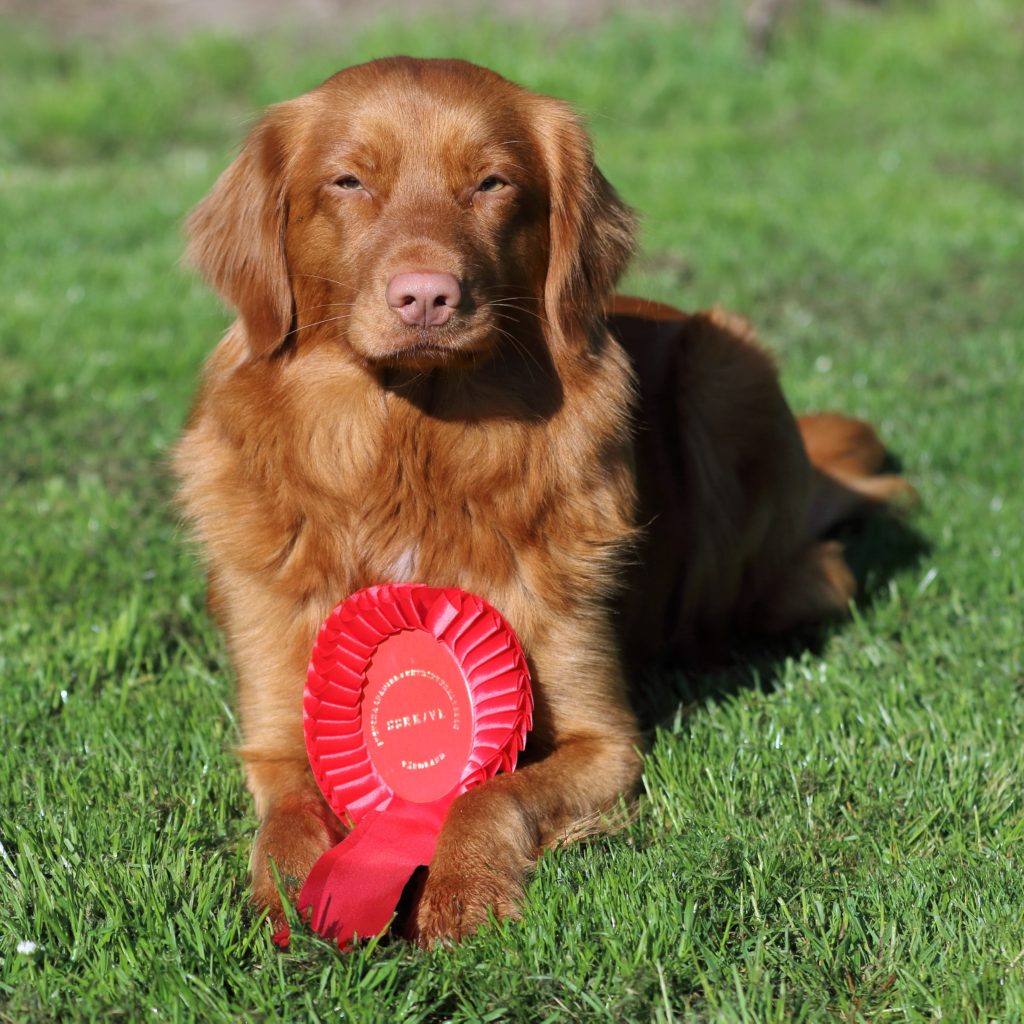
[188,57,636,369]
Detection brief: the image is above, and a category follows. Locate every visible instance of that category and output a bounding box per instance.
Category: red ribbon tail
[296,798,449,949]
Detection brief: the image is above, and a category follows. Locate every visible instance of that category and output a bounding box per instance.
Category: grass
[1,1,1022,1020]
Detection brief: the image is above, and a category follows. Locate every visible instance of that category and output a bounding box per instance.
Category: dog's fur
[174,57,912,945]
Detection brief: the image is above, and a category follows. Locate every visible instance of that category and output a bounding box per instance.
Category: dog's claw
[406,869,523,947]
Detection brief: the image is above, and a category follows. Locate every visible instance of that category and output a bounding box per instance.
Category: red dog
[174,57,912,945]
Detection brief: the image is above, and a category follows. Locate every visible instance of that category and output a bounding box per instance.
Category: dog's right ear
[186,106,295,357]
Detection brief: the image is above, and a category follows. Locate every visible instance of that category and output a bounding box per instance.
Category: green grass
[2,2,1023,1020]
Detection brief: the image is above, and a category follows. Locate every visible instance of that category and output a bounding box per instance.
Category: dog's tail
[798,412,917,537]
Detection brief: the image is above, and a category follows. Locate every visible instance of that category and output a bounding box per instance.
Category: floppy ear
[533,98,637,346]
[186,107,295,357]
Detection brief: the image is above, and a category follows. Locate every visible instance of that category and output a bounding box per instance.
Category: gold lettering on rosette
[400,754,447,770]
[366,668,461,748]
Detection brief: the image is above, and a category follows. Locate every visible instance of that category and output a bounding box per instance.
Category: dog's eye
[477,176,508,193]
[335,175,364,191]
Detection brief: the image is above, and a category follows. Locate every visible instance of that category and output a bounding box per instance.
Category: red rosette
[280,584,532,950]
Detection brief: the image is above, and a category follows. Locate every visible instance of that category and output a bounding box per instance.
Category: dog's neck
[376,348,564,424]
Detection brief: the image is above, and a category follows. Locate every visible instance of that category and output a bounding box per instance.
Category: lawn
[1,2,1022,1020]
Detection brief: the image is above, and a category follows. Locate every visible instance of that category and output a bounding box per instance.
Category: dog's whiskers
[290,273,357,292]
[291,312,356,333]
[488,320,546,382]
[484,299,553,330]
[294,301,359,316]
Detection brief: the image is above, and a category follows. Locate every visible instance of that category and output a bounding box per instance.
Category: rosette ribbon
[275,584,533,950]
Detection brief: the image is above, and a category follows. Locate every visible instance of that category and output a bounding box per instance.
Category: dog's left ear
[532,97,637,346]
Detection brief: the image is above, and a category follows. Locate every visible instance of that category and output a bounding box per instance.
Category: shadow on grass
[632,507,931,734]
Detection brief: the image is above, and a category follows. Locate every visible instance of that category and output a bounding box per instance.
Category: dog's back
[607,296,914,660]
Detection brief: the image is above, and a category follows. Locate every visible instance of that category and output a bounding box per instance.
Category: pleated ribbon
[274,584,532,950]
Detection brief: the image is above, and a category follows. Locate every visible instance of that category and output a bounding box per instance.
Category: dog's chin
[363,327,496,372]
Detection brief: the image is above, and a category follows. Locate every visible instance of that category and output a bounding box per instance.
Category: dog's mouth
[369,323,495,370]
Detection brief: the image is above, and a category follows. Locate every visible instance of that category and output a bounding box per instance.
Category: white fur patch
[387,544,418,582]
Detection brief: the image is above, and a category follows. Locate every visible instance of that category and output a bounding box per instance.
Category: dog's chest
[343,429,535,594]
[318,390,630,614]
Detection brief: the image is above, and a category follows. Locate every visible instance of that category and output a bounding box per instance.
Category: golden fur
[174,57,912,944]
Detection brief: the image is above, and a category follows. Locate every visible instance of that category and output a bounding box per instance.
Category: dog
[174,56,913,946]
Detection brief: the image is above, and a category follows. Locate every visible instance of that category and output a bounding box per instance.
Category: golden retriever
[174,57,912,945]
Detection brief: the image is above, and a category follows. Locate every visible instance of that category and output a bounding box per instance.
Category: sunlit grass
[2,2,1022,1020]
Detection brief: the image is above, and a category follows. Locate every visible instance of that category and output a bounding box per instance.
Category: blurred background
[0,0,887,53]
[2,0,778,42]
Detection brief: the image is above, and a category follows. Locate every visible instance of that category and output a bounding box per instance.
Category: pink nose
[386,271,462,327]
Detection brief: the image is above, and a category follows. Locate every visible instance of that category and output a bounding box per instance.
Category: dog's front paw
[406,867,524,947]
[250,802,343,933]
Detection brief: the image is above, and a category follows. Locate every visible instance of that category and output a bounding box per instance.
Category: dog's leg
[219,587,345,932]
[408,615,642,945]
[244,756,345,932]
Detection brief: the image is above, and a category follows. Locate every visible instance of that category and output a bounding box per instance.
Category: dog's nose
[386,271,462,327]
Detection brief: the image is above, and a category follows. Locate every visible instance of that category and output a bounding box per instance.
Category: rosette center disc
[360,628,474,803]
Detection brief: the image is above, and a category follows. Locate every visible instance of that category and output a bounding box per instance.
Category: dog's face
[284,60,549,368]
[188,57,636,370]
